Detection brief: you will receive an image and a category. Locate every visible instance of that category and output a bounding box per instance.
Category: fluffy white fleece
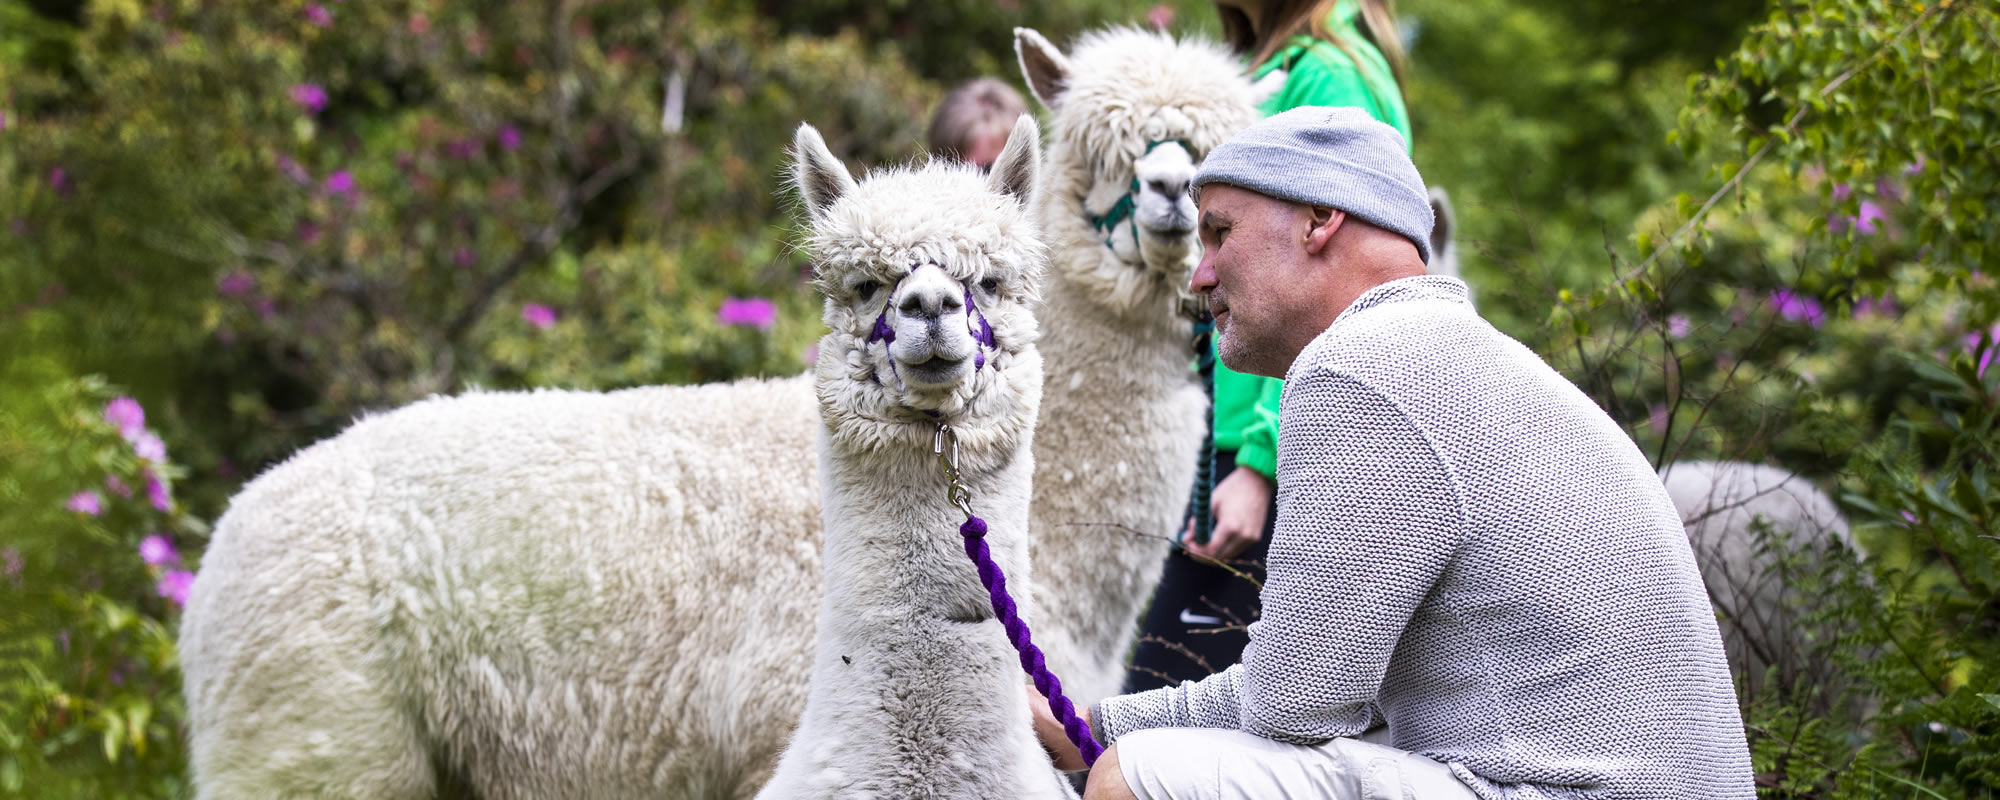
[1012,26,1264,706]
[754,116,1074,800]
[1660,459,1855,698]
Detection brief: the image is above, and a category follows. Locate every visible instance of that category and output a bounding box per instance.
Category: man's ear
[1303,206,1345,255]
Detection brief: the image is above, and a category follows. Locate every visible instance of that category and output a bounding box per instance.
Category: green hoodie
[1211,0,1412,479]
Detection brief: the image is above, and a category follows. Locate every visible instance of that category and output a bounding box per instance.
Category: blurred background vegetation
[1,0,1994,796]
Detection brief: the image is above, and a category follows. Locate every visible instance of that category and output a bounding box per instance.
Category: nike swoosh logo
[1179,609,1225,625]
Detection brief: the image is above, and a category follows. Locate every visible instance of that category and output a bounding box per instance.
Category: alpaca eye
[854,280,882,302]
[979,277,1002,293]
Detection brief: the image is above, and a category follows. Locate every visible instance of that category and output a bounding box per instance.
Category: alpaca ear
[985,114,1040,208]
[792,122,858,220]
[1014,28,1071,111]
[1249,68,1287,109]
[1427,185,1457,273]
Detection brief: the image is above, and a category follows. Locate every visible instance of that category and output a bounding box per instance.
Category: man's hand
[1185,467,1273,563]
[1026,684,1089,771]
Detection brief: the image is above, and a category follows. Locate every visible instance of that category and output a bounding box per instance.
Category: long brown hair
[1216,0,1407,100]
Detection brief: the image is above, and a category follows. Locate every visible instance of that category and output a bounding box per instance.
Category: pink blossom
[1,548,21,583]
[446,139,478,159]
[277,155,312,185]
[218,271,255,296]
[454,248,475,267]
[157,570,195,607]
[134,431,167,463]
[48,167,70,193]
[255,296,277,320]
[1666,314,1690,340]
[324,170,356,196]
[305,4,332,27]
[1966,324,1999,377]
[66,491,102,515]
[498,126,522,152]
[1854,201,1887,235]
[717,297,778,330]
[1905,157,1926,176]
[1831,183,1852,201]
[104,396,145,440]
[1647,404,1670,436]
[1770,289,1825,329]
[105,475,132,498]
[410,13,430,34]
[1900,510,1919,525]
[521,303,558,330]
[290,83,329,114]
[145,473,172,512]
[1146,4,1175,29]
[140,534,179,566]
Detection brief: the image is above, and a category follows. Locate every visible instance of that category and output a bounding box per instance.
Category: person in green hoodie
[1125,0,1414,694]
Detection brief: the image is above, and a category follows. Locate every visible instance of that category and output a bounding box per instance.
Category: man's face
[1191,183,1311,378]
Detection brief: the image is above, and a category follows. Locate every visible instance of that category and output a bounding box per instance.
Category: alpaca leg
[189,633,433,800]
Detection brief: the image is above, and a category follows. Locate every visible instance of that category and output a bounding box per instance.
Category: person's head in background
[1214,0,1407,87]
[927,78,1029,172]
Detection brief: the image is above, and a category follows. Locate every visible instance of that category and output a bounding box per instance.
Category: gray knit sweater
[1093,276,1754,799]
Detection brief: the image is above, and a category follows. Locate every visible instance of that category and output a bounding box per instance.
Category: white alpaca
[755,116,1072,800]
[1660,460,1855,698]
[180,28,1258,799]
[1012,26,1266,705]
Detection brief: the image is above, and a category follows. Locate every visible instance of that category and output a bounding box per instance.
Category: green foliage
[0,375,196,798]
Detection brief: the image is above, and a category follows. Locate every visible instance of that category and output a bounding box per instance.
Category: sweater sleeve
[1094,367,1465,744]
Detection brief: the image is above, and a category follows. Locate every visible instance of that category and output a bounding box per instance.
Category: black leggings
[1123,450,1273,694]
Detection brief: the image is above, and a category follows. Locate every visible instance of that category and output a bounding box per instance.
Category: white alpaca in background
[1659,460,1856,699]
[1012,26,1266,706]
[755,116,1072,800]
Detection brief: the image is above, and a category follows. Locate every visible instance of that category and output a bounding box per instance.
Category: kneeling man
[1032,106,1755,800]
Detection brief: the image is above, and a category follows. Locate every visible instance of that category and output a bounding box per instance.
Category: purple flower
[1,548,21,583]
[1666,314,1691,340]
[277,155,312,185]
[66,491,102,515]
[453,247,475,267]
[1648,404,1670,436]
[1146,4,1175,29]
[145,473,172,512]
[1900,510,1919,525]
[1831,183,1852,201]
[218,271,255,297]
[446,139,478,159]
[1770,289,1825,329]
[48,167,70,193]
[157,570,195,607]
[305,4,332,27]
[134,431,167,463]
[105,475,132,498]
[290,83,329,114]
[140,534,179,566]
[717,297,778,330]
[498,126,522,152]
[1854,201,1887,235]
[1905,157,1926,176]
[324,170,356,196]
[254,296,277,320]
[104,396,145,440]
[521,303,558,330]
[1967,324,1999,378]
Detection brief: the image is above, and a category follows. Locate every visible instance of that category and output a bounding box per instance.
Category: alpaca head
[793,116,1047,450]
[1015,26,1264,315]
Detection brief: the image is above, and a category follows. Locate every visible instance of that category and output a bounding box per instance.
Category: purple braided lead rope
[958,515,1105,767]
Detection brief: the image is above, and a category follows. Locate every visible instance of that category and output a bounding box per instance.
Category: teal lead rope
[1184,300,1217,547]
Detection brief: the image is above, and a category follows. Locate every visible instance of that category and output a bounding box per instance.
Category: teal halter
[1084,138,1194,251]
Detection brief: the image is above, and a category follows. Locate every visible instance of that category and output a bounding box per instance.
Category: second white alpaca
[757,117,1073,798]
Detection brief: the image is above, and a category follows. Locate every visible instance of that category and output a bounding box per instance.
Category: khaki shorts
[1115,728,1481,800]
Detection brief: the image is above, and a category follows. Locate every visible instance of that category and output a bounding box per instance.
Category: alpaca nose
[898,283,963,321]
[1146,174,1189,198]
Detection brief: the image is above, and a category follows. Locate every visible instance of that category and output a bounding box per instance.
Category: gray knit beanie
[1192,105,1433,263]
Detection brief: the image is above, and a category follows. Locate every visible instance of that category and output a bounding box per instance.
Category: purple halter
[862,264,998,372]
